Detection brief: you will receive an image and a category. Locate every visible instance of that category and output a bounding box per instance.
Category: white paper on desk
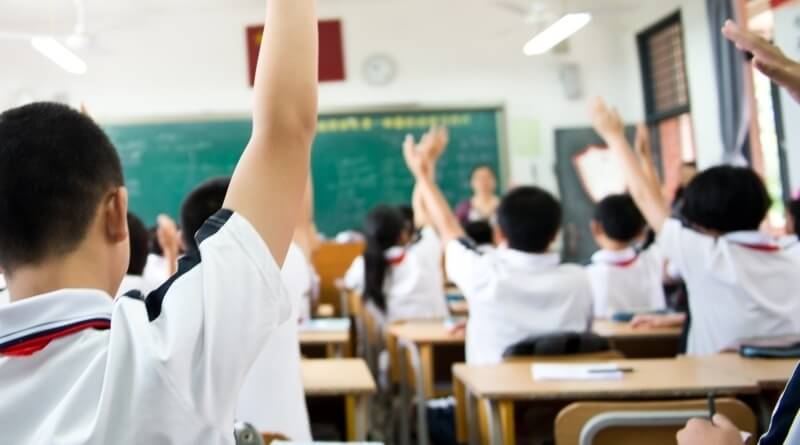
[531,363,625,381]
[298,318,351,332]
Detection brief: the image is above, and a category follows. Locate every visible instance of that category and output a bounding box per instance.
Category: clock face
[363,54,397,86]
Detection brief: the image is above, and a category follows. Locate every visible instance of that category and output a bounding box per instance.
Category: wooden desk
[453,358,759,445]
[678,354,797,390]
[298,318,352,358]
[592,320,683,358]
[301,359,376,441]
[387,321,465,445]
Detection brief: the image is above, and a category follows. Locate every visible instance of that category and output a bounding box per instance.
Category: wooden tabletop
[387,320,466,345]
[453,358,759,401]
[592,320,683,339]
[301,359,377,396]
[678,354,798,389]
[298,318,351,345]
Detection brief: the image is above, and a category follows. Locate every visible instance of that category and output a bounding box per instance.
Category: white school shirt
[0,210,291,444]
[586,247,667,318]
[659,218,800,355]
[116,274,159,298]
[345,227,449,323]
[236,243,312,440]
[143,253,170,285]
[446,240,593,365]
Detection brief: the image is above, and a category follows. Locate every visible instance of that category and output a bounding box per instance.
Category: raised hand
[590,97,625,141]
[722,20,800,103]
[403,134,431,179]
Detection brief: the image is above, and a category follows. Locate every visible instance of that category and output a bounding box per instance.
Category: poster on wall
[572,145,627,202]
[246,19,346,86]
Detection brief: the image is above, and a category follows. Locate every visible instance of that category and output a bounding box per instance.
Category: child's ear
[493,224,506,246]
[590,220,603,237]
[104,187,129,244]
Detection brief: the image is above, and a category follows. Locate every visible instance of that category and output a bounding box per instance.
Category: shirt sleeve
[585,264,609,318]
[656,218,713,278]
[411,226,443,268]
[137,210,291,424]
[445,238,489,299]
[343,256,365,292]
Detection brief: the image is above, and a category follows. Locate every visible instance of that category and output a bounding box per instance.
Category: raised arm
[411,126,448,228]
[634,122,661,187]
[403,131,465,244]
[293,175,321,260]
[590,98,668,232]
[223,0,319,266]
[723,20,800,104]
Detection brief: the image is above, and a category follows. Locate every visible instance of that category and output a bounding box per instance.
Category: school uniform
[143,253,170,285]
[586,247,667,318]
[0,274,7,306]
[446,239,593,365]
[344,227,449,323]
[659,218,800,355]
[0,210,291,444]
[116,274,158,298]
[236,243,312,440]
[760,362,800,445]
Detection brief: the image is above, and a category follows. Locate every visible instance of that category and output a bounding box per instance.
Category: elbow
[256,105,318,150]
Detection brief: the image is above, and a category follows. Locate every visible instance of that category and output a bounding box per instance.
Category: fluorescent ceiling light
[523,13,592,56]
[31,36,87,74]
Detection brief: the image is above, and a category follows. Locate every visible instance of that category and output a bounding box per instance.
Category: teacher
[455,164,500,224]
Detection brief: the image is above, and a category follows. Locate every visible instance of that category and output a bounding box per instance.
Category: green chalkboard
[104,107,505,236]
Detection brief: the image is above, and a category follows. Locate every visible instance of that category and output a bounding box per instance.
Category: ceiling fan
[492,0,640,55]
[0,0,114,74]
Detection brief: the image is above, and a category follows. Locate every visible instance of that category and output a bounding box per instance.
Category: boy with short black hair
[590,96,800,356]
[0,0,318,442]
[403,132,592,365]
[587,194,666,318]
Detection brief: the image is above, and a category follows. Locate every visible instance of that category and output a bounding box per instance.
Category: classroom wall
[0,0,725,192]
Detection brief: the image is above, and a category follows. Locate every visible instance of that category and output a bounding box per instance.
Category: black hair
[464,220,493,246]
[593,194,646,243]
[0,102,124,272]
[180,177,230,252]
[127,212,149,276]
[681,165,770,233]
[147,226,164,256]
[788,198,800,237]
[362,206,406,312]
[496,186,561,253]
[397,204,415,233]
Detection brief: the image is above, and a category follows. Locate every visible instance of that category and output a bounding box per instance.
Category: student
[676,20,800,445]
[348,203,449,324]
[403,129,593,365]
[180,177,312,440]
[590,91,800,357]
[0,0,317,442]
[586,193,666,318]
[463,220,494,253]
[142,215,179,285]
[117,212,159,297]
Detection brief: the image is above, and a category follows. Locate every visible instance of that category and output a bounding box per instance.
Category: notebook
[531,363,629,381]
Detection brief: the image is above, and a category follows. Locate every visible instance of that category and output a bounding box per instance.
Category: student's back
[0,1,318,441]
[586,194,666,318]
[446,187,593,365]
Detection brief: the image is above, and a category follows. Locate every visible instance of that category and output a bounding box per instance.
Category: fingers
[712,414,737,429]
[676,418,712,444]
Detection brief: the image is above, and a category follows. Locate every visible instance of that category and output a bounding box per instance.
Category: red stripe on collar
[732,242,781,252]
[0,319,111,357]
[610,256,639,268]
[387,252,406,266]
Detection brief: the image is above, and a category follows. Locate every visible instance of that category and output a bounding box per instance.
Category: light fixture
[523,12,592,56]
[31,36,87,74]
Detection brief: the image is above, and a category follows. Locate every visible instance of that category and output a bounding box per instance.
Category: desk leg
[400,339,430,445]
[499,401,516,445]
[398,345,411,445]
[420,344,434,398]
[454,377,467,444]
[344,395,368,441]
[485,399,502,445]
[325,343,335,358]
[465,387,480,445]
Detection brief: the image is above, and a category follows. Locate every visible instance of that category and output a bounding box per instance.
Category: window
[637,11,697,201]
